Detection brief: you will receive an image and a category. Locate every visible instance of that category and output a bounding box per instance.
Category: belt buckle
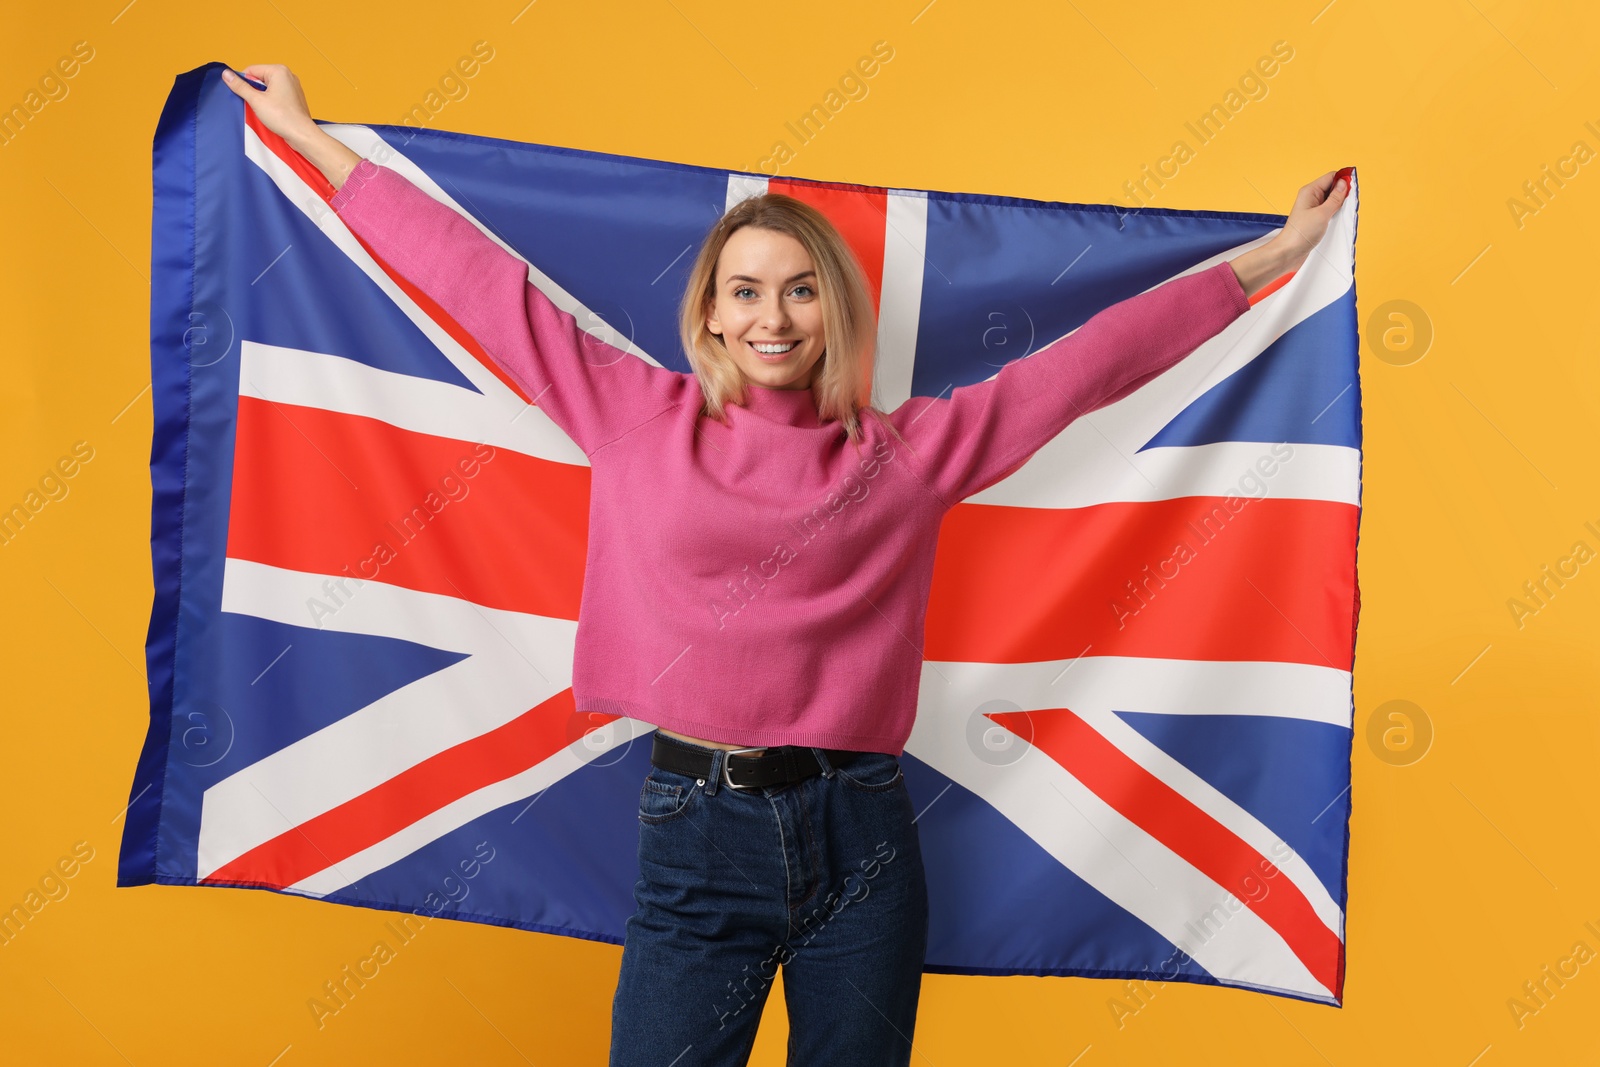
[721,746,771,791]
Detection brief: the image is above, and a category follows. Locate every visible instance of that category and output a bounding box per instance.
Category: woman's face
[706,226,827,391]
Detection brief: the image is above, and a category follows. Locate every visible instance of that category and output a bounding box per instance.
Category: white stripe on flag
[916,657,1348,981]
[238,341,585,465]
[199,559,573,881]
[287,716,657,897]
[725,173,768,213]
[938,653,1353,725]
[968,231,1359,510]
[873,191,928,413]
[969,439,1360,508]
[907,680,1335,1000]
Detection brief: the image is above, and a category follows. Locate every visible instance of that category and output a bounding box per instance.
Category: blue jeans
[609,736,929,1067]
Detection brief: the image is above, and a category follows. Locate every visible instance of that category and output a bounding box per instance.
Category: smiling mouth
[750,340,799,361]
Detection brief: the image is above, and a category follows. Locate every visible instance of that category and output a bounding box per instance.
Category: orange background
[3,1,1598,1063]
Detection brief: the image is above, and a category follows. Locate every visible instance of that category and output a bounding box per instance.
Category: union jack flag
[121,62,1361,1006]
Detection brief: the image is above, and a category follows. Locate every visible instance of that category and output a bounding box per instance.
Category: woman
[225,63,1347,1067]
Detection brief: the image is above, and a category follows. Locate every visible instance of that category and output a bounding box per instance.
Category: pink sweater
[330,159,1252,756]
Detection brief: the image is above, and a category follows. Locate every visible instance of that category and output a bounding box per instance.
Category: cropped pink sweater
[329,159,1252,757]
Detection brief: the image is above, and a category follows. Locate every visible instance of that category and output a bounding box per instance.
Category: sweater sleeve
[329,159,682,457]
[885,260,1253,507]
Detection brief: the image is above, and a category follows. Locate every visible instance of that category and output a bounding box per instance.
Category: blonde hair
[677,192,907,449]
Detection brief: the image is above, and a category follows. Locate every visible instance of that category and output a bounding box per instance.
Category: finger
[1312,171,1346,208]
[1322,178,1350,214]
[1309,172,1338,205]
[1326,170,1351,204]
[221,68,252,95]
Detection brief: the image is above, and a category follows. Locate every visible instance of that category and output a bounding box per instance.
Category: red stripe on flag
[246,107,334,200]
[770,178,888,307]
[1249,271,1295,304]
[202,691,613,890]
[926,496,1358,670]
[994,706,1343,999]
[227,396,588,619]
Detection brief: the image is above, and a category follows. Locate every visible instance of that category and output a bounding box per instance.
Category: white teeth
[752,342,797,354]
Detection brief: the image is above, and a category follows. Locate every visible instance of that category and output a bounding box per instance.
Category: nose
[759,295,790,329]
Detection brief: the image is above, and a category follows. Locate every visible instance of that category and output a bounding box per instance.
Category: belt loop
[704,749,722,796]
[812,746,836,779]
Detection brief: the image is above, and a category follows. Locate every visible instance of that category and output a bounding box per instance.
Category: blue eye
[732,283,815,300]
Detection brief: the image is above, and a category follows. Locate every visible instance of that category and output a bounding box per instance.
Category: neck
[738,380,824,429]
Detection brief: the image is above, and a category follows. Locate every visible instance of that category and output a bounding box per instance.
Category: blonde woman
[226,63,1347,1067]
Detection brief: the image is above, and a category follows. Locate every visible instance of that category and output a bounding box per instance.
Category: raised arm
[224,63,683,458]
[885,260,1253,507]
[886,168,1351,508]
[326,160,682,454]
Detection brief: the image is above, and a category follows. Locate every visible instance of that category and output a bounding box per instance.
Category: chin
[746,366,806,390]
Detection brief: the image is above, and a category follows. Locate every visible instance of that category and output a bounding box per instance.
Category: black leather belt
[651,733,861,791]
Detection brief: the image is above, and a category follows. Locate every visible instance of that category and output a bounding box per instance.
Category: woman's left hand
[1273,169,1350,271]
[1228,168,1350,297]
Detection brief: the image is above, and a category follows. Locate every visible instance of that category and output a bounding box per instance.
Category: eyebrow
[725,270,816,285]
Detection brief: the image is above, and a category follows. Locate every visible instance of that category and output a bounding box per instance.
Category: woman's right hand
[221,63,364,189]
[221,64,317,144]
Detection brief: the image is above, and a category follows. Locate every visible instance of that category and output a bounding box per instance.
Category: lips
[750,340,798,362]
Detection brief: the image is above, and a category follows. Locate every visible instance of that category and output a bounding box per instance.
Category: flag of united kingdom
[120,62,1361,1006]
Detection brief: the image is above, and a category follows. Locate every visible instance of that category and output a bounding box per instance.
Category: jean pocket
[834,751,904,794]
[638,771,698,825]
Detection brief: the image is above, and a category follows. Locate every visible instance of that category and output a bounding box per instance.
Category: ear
[705,300,722,337]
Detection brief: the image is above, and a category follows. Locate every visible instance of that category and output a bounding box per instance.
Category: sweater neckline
[736,382,826,429]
